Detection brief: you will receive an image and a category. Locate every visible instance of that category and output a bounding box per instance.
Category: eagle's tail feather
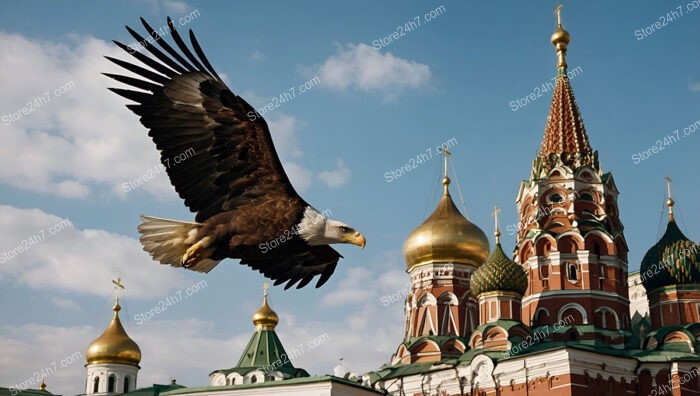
[137,215,222,273]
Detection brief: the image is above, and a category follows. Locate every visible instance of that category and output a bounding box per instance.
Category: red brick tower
[513,14,631,347]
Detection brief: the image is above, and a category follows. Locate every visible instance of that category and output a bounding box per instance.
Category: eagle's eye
[339,226,349,233]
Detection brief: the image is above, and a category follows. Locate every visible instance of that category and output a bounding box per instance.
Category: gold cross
[112,276,125,302]
[438,146,451,179]
[262,282,270,297]
[665,176,672,199]
[554,3,564,26]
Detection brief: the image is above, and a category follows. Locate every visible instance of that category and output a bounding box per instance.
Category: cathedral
[4,10,699,396]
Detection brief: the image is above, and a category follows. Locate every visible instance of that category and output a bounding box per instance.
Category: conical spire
[537,5,596,173]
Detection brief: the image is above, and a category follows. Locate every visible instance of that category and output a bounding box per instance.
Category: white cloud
[315,43,431,100]
[162,0,193,14]
[281,162,313,191]
[0,250,411,396]
[0,33,179,201]
[690,81,700,92]
[268,115,303,159]
[251,50,266,62]
[318,158,351,189]
[0,205,187,299]
[267,114,313,191]
[50,297,82,311]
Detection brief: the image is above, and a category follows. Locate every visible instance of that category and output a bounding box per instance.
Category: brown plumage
[105,17,365,289]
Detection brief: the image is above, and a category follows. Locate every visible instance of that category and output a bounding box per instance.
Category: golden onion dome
[252,291,279,331]
[403,177,489,271]
[86,302,141,366]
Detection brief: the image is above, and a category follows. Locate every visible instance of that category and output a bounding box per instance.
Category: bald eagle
[105,17,365,289]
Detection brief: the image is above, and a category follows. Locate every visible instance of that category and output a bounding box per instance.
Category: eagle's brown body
[106,18,365,289]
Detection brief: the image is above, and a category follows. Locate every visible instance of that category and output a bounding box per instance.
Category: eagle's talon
[182,241,203,269]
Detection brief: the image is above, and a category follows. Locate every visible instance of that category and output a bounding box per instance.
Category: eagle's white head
[297,207,366,248]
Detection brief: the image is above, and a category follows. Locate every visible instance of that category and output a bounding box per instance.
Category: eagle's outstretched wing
[105,17,303,223]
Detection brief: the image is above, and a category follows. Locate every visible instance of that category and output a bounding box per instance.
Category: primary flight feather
[105,17,365,289]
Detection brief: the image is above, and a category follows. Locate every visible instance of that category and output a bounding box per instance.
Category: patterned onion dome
[403,177,489,271]
[470,242,528,298]
[641,194,700,292]
[641,219,700,292]
[86,302,142,366]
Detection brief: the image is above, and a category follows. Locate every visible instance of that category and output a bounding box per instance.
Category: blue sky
[1,1,698,394]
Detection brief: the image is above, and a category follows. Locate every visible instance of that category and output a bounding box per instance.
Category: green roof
[163,376,379,394]
[122,383,185,396]
[0,387,55,396]
[211,328,309,378]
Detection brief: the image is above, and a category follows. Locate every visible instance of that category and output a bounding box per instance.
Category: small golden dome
[403,177,489,271]
[86,302,141,366]
[551,26,570,47]
[252,291,279,330]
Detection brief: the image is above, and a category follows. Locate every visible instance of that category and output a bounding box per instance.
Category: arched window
[93,377,100,393]
[569,331,578,341]
[123,377,129,393]
[108,375,115,393]
[568,264,577,281]
[250,376,257,384]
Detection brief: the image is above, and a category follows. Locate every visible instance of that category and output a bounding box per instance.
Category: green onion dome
[470,242,528,298]
[640,193,700,292]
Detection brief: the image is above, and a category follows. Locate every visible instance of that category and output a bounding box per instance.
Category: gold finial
[438,146,452,195]
[665,176,675,221]
[39,378,46,391]
[492,206,502,244]
[253,283,279,330]
[551,3,570,73]
[112,276,125,311]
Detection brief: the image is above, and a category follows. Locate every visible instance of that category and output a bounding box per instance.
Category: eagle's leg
[182,237,212,268]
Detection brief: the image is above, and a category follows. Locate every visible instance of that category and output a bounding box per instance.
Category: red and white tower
[513,14,631,346]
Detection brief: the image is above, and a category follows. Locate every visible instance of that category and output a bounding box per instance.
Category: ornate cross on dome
[112,276,125,303]
[554,3,564,26]
[262,281,270,297]
[665,176,675,220]
[438,145,452,180]
[492,206,502,243]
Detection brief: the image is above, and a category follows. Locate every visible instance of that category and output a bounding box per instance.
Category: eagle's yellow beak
[350,232,366,249]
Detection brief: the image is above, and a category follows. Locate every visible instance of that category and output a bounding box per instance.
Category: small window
[580,193,594,201]
[569,331,578,341]
[550,193,563,203]
[108,375,115,393]
[568,264,578,281]
[251,376,257,384]
[124,377,129,393]
[93,377,100,393]
[267,376,275,381]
